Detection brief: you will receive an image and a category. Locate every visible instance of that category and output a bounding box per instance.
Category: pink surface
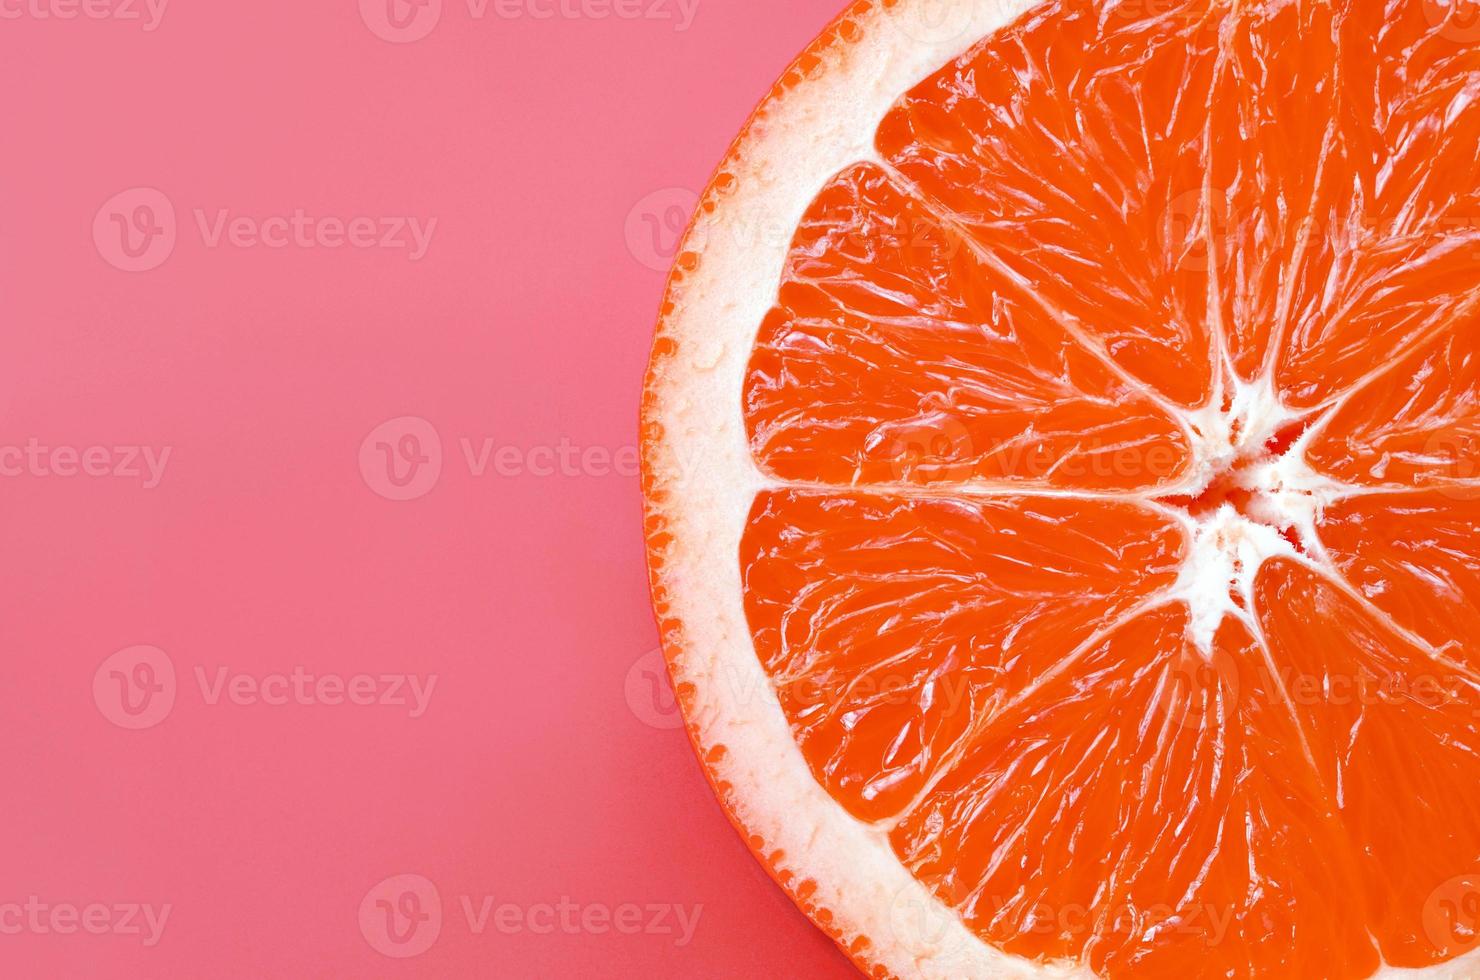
[0,1,858,976]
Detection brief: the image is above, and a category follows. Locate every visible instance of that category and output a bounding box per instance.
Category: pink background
[0,0,858,976]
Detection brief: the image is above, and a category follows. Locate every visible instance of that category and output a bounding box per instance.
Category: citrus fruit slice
[639,0,1480,976]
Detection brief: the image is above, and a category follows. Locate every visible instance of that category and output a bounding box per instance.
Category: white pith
[1159,373,1348,657]
[640,1,1480,976]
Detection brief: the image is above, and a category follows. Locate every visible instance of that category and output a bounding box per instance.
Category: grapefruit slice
[640,0,1480,976]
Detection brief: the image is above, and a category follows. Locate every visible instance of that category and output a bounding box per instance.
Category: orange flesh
[736,0,1480,975]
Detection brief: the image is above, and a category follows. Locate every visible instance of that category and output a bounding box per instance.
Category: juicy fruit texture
[743,492,1184,822]
[736,0,1480,976]
[743,163,1193,490]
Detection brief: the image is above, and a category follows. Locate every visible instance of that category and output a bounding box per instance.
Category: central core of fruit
[1163,429,1310,552]
[1157,386,1328,652]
